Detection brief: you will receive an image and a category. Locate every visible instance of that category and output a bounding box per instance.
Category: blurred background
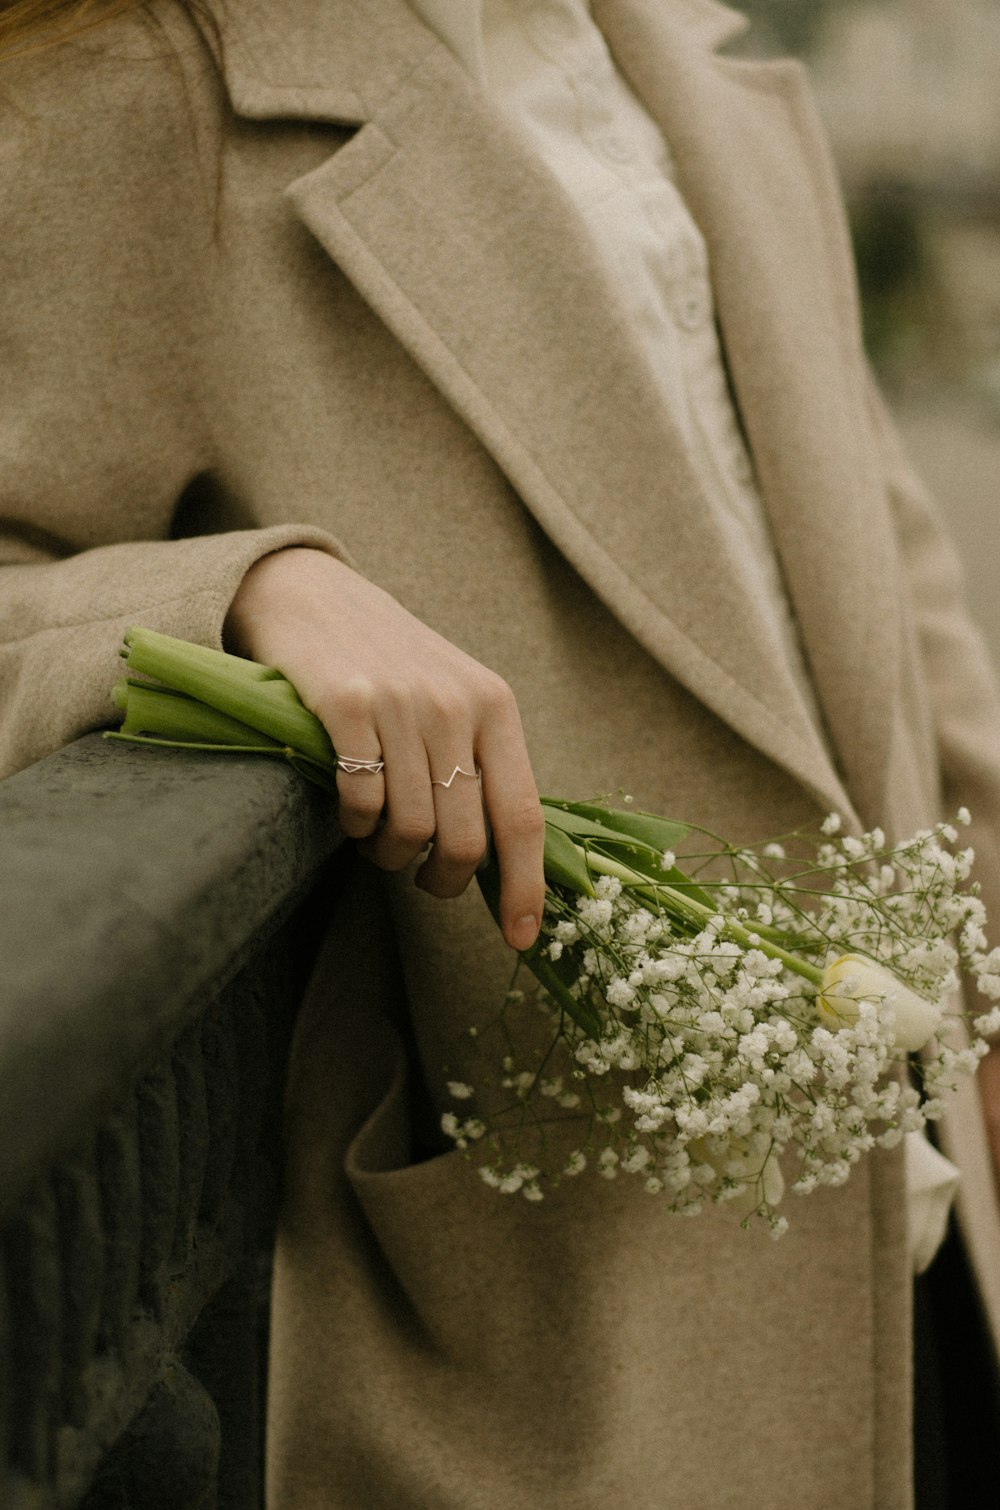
[732,0,1000,662]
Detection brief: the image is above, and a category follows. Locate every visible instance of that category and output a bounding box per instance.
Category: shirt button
[673,278,712,331]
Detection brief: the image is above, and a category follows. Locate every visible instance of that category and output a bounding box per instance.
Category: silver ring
[336,755,385,775]
[431,765,479,789]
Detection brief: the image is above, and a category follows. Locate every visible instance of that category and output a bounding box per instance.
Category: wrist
[224,547,335,657]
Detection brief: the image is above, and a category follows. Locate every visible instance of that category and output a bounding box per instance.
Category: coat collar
[212,0,429,122]
[208,0,896,825]
[212,0,747,119]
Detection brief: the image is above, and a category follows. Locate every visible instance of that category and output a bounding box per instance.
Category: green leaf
[590,840,716,909]
[540,801,642,846]
[543,823,595,895]
[540,799,714,906]
[519,944,603,1039]
[543,798,690,854]
[475,850,602,1038]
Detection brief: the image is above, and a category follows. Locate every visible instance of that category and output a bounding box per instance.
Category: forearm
[0,527,343,779]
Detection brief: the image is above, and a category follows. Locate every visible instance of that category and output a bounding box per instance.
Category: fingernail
[510,915,539,951]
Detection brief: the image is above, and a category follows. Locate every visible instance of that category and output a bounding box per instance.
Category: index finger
[475,689,546,952]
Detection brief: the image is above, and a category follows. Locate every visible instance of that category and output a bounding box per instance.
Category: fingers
[416,760,488,899]
[342,676,543,954]
[476,688,546,952]
[357,710,436,872]
[364,695,486,892]
[334,759,385,839]
[329,680,385,840]
[294,576,543,942]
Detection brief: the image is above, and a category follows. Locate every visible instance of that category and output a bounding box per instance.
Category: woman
[2,0,1000,1503]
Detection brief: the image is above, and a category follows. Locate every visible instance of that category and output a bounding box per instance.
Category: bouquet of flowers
[108,628,1000,1234]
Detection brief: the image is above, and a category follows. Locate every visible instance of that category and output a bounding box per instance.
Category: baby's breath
[443,814,995,1235]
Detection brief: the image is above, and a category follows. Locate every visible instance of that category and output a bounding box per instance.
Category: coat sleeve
[867,375,1000,930]
[0,528,344,779]
[0,11,345,778]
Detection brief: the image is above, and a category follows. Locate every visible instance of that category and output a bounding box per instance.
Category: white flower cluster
[442,815,1000,1235]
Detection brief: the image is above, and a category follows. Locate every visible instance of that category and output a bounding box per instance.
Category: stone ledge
[0,734,341,1218]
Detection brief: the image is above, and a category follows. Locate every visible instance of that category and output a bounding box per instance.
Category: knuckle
[479,672,515,714]
[358,833,405,872]
[342,816,380,842]
[391,817,435,851]
[337,777,384,814]
[378,857,412,876]
[325,676,377,725]
[423,683,466,727]
[379,678,418,718]
[438,833,487,870]
[500,800,546,842]
[340,791,384,823]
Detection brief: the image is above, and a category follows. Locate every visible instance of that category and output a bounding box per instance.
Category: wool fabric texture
[3,0,1000,1505]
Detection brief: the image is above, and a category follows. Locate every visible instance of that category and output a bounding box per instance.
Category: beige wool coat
[4,0,1000,1504]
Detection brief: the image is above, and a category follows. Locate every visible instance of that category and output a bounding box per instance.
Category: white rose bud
[819,954,942,1052]
[689,1137,785,1212]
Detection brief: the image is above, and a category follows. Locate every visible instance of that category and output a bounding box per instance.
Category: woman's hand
[224,548,545,951]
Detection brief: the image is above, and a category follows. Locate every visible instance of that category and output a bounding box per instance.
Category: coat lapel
[595,0,903,824]
[212,0,872,821]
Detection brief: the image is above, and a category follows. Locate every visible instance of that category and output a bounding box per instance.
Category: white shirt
[409,0,960,1270]
[411,0,818,717]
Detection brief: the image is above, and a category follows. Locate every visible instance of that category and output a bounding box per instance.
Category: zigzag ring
[431,765,480,789]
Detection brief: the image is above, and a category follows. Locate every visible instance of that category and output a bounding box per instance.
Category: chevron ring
[336,756,385,775]
[431,765,480,789]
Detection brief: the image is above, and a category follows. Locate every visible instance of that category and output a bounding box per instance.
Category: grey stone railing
[0,734,342,1509]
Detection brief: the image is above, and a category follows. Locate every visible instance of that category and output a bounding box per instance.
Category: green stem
[584,850,824,988]
[103,731,292,758]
